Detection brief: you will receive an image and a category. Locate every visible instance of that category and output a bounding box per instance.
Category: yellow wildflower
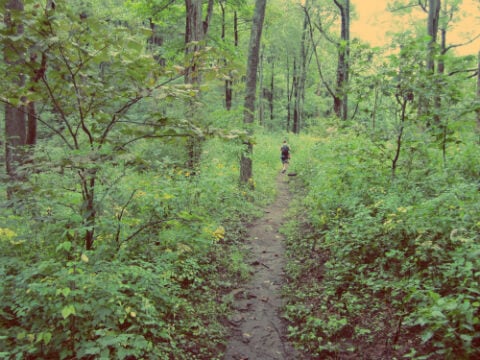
[213,226,225,240]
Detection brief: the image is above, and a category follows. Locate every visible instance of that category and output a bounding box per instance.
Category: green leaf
[56,241,72,252]
[56,287,71,298]
[61,304,76,319]
[421,330,434,343]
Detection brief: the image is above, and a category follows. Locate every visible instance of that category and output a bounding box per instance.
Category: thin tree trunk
[333,0,350,121]
[434,22,446,125]
[220,1,233,110]
[476,51,480,135]
[427,0,441,73]
[270,61,274,122]
[392,97,408,180]
[292,58,299,132]
[234,10,238,46]
[293,10,309,133]
[259,47,265,126]
[420,0,440,121]
[4,0,26,189]
[240,0,267,185]
[286,55,292,131]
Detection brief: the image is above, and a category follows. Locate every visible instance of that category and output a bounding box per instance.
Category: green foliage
[0,131,263,358]
[283,125,480,359]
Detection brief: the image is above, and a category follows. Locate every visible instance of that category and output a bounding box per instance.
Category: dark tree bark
[286,55,292,131]
[293,11,309,133]
[427,0,441,73]
[4,0,27,189]
[185,0,204,85]
[419,0,441,121]
[184,0,213,170]
[259,47,265,126]
[477,51,480,131]
[292,59,299,133]
[240,0,267,185]
[220,1,233,110]
[434,1,447,125]
[333,0,350,121]
[270,60,274,122]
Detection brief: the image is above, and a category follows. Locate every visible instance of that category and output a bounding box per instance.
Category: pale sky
[351,0,480,56]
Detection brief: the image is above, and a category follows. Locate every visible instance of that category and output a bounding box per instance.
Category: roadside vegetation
[282,122,480,359]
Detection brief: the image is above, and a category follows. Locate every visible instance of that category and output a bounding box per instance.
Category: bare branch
[122,217,186,244]
[446,68,477,77]
[115,189,138,244]
[418,0,427,12]
[302,5,337,98]
[389,1,424,12]
[444,33,480,54]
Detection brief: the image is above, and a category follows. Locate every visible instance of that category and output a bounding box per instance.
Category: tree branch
[115,189,138,244]
[121,217,185,244]
[302,5,337,98]
[444,33,480,54]
[448,68,477,76]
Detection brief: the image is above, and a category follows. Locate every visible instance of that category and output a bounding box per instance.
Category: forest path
[222,173,303,360]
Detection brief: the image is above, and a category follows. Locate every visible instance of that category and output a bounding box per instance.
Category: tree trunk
[240,0,267,185]
[26,102,37,146]
[259,47,265,126]
[427,0,441,73]
[81,174,97,251]
[220,1,233,110]
[333,0,350,121]
[476,51,480,133]
[270,61,274,122]
[392,96,408,180]
[234,10,239,46]
[4,0,26,190]
[292,58,300,133]
[293,11,309,134]
[184,0,212,171]
[185,0,204,85]
[433,17,446,125]
[286,55,292,131]
[420,0,440,121]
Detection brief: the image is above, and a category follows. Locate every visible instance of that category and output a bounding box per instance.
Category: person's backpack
[281,145,289,156]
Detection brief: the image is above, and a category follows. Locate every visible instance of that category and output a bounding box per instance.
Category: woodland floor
[222,173,306,360]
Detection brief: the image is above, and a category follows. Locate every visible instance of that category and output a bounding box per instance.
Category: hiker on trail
[280,140,290,174]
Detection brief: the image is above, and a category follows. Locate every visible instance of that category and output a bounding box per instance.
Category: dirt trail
[223,174,303,360]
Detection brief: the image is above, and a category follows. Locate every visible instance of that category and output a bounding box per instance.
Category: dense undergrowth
[282,123,480,359]
[0,134,279,359]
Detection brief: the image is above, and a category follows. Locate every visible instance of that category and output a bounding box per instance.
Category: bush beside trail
[282,125,480,359]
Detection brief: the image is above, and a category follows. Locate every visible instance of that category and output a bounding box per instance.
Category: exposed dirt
[223,173,305,360]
